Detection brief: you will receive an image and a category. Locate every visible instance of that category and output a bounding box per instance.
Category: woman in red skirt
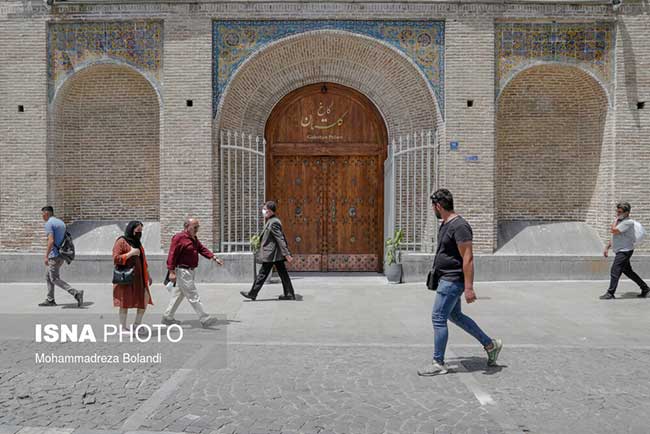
[112,220,153,331]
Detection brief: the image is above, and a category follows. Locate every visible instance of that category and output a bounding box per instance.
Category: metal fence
[219,130,266,252]
[219,129,439,254]
[384,130,439,252]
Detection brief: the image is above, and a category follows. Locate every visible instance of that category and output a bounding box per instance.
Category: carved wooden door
[270,156,326,271]
[324,156,381,271]
[266,83,387,272]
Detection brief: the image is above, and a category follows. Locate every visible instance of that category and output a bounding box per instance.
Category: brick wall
[161,17,214,250]
[2,1,649,259]
[50,64,160,223]
[496,65,610,227]
[614,14,650,253]
[0,17,49,252]
[444,18,496,253]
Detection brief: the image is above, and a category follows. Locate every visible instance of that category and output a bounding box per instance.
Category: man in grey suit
[240,201,296,301]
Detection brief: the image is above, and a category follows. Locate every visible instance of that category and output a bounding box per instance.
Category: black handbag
[426,269,440,291]
[112,266,135,285]
[427,227,446,291]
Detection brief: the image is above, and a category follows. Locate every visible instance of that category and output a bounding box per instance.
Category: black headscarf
[123,220,143,249]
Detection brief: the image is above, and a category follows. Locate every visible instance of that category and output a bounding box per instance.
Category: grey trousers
[46,256,78,301]
[163,267,209,321]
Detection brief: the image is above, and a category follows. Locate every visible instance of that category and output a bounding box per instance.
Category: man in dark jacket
[241,201,295,301]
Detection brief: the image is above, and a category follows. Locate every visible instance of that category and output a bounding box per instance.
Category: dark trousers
[250,261,294,298]
[608,250,649,294]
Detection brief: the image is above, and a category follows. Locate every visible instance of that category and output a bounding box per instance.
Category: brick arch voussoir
[216,30,440,138]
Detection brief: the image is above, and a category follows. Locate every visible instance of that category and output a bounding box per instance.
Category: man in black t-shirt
[418,189,503,376]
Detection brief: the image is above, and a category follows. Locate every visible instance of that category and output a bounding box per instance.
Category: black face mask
[134,232,142,240]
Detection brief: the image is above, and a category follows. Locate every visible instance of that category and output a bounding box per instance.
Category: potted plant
[385,229,404,283]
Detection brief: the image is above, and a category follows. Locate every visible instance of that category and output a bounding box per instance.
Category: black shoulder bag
[426,227,446,291]
[113,266,135,285]
[426,268,441,291]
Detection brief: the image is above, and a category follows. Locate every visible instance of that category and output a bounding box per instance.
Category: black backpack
[58,231,75,263]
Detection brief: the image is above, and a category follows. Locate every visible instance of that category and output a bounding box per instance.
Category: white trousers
[163,268,208,321]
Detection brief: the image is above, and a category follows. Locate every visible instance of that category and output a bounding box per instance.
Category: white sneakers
[417,361,449,376]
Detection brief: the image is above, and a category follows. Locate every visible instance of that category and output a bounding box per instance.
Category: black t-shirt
[433,216,473,282]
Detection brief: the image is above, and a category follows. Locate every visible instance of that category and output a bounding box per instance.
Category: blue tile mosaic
[496,22,614,95]
[48,21,163,102]
[213,20,445,118]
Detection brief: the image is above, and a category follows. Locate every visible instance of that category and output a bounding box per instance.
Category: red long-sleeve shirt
[166,231,214,271]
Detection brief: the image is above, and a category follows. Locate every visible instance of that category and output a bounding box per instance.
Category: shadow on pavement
[181,318,240,330]
[453,356,507,375]
[243,294,303,302]
[616,291,648,300]
[60,301,95,309]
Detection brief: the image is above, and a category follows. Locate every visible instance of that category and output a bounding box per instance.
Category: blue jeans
[432,279,492,364]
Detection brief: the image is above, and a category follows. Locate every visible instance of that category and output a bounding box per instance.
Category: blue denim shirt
[44,217,66,258]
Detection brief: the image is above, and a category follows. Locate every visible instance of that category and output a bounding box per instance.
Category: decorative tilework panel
[213,20,445,117]
[48,21,163,102]
[496,22,615,96]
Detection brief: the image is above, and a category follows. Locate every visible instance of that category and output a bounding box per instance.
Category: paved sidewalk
[1,277,650,434]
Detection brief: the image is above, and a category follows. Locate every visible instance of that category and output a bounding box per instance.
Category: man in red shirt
[163,217,224,327]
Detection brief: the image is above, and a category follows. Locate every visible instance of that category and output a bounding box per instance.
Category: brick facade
[161,17,214,249]
[496,65,610,223]
[1,1,649,257]
[614,13,650,253]
[49,64,161,223]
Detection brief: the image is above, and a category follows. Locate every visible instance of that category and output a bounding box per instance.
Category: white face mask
[262,209,267,217]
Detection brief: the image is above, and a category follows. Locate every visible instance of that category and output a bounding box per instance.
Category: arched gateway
[265,83,387,272]
[215,30,441,266]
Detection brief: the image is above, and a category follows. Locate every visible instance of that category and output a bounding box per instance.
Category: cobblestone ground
[459,347,650,434]
[141,345,500,434]
[0,340,171,429]
[1,279,649,434]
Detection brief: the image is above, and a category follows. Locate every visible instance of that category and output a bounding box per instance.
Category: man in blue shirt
[39,206,83,307]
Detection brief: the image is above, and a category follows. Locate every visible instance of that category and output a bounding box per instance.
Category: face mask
[262,209,267,217]
[134,232,142,240]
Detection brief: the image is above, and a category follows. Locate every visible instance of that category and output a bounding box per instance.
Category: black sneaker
[638,288,650,298]
[278,295,296,300]
[240,291,256,301]
[599,292,615,300]
[75,290,84,307]
[161,316,182,326]
[38,299,57,307]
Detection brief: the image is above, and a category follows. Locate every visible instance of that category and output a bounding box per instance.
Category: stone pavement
[1,275,650,434]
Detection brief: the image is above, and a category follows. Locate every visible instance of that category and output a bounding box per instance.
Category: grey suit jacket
[257,216,291,263]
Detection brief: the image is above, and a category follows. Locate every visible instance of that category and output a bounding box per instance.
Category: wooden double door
[265,83,387,272]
